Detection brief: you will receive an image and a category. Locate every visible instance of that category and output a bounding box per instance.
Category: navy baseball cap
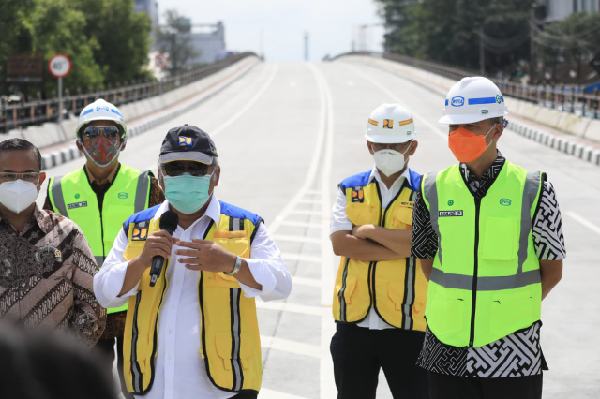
[159,125,218,165]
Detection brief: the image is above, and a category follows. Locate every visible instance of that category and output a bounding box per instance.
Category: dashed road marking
[281,253,322,264]
[261,335,321,359]
[567,211,600,236]
[293,276,322,288]
[257,301,323,317]
[273,234,322,245]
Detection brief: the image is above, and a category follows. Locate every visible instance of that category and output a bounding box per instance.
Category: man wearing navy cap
[94,125,292,399]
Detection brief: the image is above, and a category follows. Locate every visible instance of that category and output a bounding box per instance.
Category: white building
[542,0,600,22]
[188,22,227,65]
[135,0,160,46]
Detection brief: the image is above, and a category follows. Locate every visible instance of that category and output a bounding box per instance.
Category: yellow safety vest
[332,169,428,331]
[121,202,263,395]
[421,161,543,347]
[48,164,151,314]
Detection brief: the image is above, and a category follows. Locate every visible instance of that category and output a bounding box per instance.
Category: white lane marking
[257,301,322,317]
[267,64,327,234]
[348,64,447,140]
[279,220,322,229]
[567,211,600,236]
[281,253,322,263]
[287,209,322,216]
[297,198,322,205]
[211,64,279,137]
[273,234,321,245]
[261,335,321,359]
[293,276,322,288]
[305,189,321,195]
[307,63,338,399]
[260,388,311,399]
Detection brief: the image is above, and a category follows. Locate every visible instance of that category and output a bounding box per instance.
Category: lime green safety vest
[421,161,544,347]
[48,164,151,314]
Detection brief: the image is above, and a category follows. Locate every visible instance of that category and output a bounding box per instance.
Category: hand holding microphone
[136,211,179,287]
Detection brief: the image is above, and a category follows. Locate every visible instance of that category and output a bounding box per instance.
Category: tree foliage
[0,0,151,97]
[376,0,534,77]
[157,9,198,75]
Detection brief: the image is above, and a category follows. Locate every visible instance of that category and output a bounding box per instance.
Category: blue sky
[159,0,384,61]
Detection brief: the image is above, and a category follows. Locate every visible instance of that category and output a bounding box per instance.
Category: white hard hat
[77,98,127,139]
[366,104,416,143]
[439,77,507,125]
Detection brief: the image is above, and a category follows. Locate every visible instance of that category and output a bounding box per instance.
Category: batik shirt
[0,208,106,346]
[412,152,566,377]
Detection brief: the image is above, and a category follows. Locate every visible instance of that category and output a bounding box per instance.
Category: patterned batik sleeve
[69,230,107,346]
[532,181,566,260]
[412,190,439,259]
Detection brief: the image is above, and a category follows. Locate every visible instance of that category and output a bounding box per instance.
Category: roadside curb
[507,120,600,167]
[41,60,259,170]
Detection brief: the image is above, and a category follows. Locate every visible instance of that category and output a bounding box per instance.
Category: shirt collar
[154,195,220,226]
[459,150,505,183]
[369,167,411,188]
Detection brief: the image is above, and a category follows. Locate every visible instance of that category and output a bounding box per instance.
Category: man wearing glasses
[0,138,105,345]
[44,98,163,397]
[94,125,292,399]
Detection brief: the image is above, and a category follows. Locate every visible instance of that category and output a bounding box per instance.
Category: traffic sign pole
[58,77,63,123]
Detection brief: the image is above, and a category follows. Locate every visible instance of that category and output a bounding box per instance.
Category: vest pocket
[339,275,357,305]
[213,237,250,259]
[386,281,403,311]
[427,287,469,341]
[480,217,518,262]
[389,205,413,228]
[204,272,240,289]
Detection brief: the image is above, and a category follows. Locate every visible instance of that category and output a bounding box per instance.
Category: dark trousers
[229,391,258,398]
[330,322,428,399]
[427,372,543,399]
[96,334,133,399]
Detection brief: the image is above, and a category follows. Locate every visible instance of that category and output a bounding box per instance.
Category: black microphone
[149,210,179,287]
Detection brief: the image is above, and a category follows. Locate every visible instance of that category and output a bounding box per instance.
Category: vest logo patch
[500,198,512,206]
[67,201,87,210]
[131,221,149,241]
[439,210,463,217]
[74,193,81,199]
[118,192,129,200]
[351,187,365,203]
[447,199,454,206]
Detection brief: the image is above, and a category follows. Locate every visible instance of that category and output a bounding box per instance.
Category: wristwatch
[225,256,243,276]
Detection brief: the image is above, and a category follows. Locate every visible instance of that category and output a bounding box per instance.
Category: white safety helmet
[366,104,416,143]
[77,98,127,141]
[439,76,507,125]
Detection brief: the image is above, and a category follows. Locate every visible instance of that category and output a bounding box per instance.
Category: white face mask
[373,145,411,177]
[0,180,39,214]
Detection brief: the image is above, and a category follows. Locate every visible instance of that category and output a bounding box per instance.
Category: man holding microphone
[93,125,292,399]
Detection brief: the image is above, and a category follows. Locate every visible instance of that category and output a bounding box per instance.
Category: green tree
[157,9,198,75]
[376,0,533,76]
[74,0,152,84]
[0,0,35,93]
[535,12,600,83]
[27,0,103,94]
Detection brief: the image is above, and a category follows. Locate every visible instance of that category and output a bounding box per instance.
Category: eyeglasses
[82,125,120,140]
[160,161,211,177]
[0,171,40,183]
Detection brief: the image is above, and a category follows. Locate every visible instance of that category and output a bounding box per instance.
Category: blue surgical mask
[164,174,212,214]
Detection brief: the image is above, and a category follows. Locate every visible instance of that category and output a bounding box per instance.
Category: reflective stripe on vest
[49,165,151,315]
[332,174,428,332]
[421,161,543,347]
[122,210,262,394]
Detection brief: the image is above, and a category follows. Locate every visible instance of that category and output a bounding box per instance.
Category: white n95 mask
[0,180,39,214]
[373,149,407,177]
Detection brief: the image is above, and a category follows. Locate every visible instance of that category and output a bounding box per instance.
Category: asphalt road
[42,60,600,399]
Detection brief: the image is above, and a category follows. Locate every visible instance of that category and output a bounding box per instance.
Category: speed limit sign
[48,54,71,78]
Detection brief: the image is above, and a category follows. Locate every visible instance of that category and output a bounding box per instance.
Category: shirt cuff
[238,258,277,298]
[330,221,353,235]
[97,260,139,307]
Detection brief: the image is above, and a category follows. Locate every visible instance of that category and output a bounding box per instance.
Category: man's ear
[38,171,47,189]
[407,140,418,156]
[76,139,83,152]
[366,141,374,155]
[212,165,220,187]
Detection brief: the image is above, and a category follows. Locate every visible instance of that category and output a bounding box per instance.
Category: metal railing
[0,52,258,132]
[332,51,600,120]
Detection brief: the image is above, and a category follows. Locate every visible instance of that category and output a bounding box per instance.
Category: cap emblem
[382,119,394,128]
[178,136,193,147]
[451,96,465,107]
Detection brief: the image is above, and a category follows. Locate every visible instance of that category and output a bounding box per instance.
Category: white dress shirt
[94,196,292,399]
[330,167,411,330]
